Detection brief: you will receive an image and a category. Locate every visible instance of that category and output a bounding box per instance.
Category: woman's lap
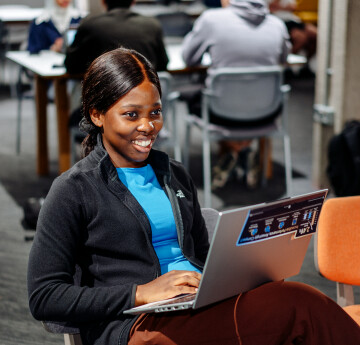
[128,281,360,345]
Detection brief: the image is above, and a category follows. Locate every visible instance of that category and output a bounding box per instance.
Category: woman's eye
[152,109,162,116]
[125,112,137,118]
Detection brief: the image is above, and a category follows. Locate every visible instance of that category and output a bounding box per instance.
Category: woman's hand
[50,38,64,52]
[135,270,202,306]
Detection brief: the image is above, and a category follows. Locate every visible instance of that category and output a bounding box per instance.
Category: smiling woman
[27,48,360,345]
[89,79,163,168]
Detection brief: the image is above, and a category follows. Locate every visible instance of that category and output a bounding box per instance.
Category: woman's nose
[137,119,155,133]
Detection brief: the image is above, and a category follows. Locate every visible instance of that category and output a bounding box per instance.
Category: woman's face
[90,79,163,168]
[55,0,72,8]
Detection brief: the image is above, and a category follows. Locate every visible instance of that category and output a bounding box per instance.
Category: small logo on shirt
[176,190,186,198]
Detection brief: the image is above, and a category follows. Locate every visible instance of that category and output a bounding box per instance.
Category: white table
[0,6,42,24]
[6,50,73,175]
[166,44,307,70]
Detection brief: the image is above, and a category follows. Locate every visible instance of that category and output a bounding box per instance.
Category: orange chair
[314,196,360,325]
[294,0,318,24]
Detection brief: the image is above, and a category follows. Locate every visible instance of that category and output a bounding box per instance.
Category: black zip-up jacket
[27,141,209,345]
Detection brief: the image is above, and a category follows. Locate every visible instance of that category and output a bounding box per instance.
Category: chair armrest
[167,91,180,102]
[42,321,80,335]
[281,84,291,94]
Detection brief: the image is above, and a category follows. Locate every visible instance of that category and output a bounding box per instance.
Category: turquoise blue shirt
[117,164,201,275]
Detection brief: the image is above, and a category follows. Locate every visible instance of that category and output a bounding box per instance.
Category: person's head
[55,0,72,8]
[81,47,163,167]
[102,0,134,11]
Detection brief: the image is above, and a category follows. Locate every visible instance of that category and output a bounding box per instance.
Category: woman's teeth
[133,140,151,147]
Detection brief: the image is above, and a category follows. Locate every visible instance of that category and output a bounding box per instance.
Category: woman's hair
[80,47,162,157]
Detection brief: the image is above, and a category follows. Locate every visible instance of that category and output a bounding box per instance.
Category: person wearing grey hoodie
[182,0,291,75]
[181,0,291,189]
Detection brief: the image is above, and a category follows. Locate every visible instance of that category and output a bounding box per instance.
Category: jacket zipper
[164,178,201,269]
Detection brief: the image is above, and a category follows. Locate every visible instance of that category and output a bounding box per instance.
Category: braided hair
[80,47,162,157]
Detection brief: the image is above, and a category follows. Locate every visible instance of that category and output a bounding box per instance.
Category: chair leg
[283,134,293,196]
[203,131,212,208]
[173,126,182,163]
[16,96,22,155]
[183,121,191,170]
[260,138,269,187]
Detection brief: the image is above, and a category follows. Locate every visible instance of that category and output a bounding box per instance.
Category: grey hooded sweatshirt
[182,0,291,74]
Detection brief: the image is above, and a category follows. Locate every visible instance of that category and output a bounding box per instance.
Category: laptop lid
[124,189,328,314]
[193,189,328,309]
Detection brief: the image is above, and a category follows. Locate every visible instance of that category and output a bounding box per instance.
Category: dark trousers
[128,280,360,345]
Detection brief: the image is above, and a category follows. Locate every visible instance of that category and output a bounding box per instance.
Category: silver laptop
[124,189,328,315]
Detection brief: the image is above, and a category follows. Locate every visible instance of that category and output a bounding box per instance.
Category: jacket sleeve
[181,13,212,67]
[27,175,135,323]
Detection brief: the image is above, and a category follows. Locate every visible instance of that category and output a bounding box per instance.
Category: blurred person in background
[266,0,317,64]
[27,0,82,54]
[64,0,168,74]
[182,0,291,189]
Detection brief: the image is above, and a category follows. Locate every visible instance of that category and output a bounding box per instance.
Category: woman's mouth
[131,139,153,152]
[133,139,152,147]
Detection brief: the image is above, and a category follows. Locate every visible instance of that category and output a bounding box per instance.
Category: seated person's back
[64,0,169,74]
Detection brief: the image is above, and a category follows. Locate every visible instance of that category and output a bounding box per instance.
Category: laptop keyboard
[158,293,196,306]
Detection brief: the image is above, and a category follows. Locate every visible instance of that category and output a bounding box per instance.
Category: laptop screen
[65,28,77,47]
[237,192,326,246]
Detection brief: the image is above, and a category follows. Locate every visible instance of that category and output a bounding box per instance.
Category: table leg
[34,75,49,176]
[259,138,273,180]
[54,78,70,174]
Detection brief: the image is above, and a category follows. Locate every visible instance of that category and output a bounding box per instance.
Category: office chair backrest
[296,0,318,12]
[155,12,193,37]
[158,71,172,117]
[205,66,284,122]
[315,196,360,285]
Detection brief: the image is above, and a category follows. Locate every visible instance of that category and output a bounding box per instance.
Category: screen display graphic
[237,194,326,246]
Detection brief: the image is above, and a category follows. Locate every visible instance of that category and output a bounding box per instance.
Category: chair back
[315,196,360,286]
[155,71,181,161]
[158,71,172,119]
[201,207,219,242]
[205,66,284,122]
[0,19,9,58]
[155,12,193,37]
[296,0,318,12]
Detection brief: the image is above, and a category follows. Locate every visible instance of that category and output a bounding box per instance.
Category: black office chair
[0,19,9,81]
[155,12,193,38]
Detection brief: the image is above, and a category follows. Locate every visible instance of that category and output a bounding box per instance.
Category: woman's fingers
[135,270,202,306]
[169,270,201,288]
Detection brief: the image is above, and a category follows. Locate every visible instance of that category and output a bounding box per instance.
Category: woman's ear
[90,109,104,128]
